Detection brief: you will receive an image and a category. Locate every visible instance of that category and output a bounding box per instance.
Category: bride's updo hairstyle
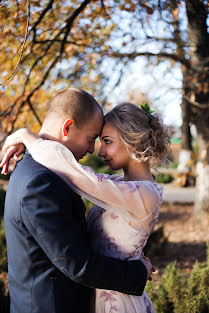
[104,102,170,167]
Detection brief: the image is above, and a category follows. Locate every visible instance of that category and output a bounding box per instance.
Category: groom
[4,88,151,313]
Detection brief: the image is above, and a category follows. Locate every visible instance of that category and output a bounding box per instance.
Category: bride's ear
[62,118,75,136]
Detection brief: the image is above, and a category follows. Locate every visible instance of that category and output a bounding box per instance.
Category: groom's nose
[87,142,95,155]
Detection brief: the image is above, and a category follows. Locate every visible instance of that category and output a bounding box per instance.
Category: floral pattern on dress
[127,235,148,259]
[88,207,119,256]
[100,291,119,313]
[97,174,105,183]
[144,294,154,313]
[110,213,118,220]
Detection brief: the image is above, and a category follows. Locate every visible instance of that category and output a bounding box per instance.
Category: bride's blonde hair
[105,102,171,167]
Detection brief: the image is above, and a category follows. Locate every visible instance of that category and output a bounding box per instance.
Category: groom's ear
[62,118,75,136]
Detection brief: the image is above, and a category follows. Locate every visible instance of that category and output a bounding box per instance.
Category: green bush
[144,226,167,258]
[168,162,178,169]
[80,153,116,175]
[0,218,7,272]
[80,154,117,214]
[146,243,209,313]
[156,173,174,184]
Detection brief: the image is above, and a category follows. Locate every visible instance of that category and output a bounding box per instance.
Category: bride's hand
[1,144,25,175]
[2,129,29,154]
[0,128,35,175]
[139,252,156,281]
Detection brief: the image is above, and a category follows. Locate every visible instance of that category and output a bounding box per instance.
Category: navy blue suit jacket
[4,151,147,313]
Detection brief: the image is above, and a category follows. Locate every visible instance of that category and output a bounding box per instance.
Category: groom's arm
[21,170,147,296]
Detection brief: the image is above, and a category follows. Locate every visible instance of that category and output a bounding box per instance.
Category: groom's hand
[140,254,156,281]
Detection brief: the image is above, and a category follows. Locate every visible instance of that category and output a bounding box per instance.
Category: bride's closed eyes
[88,137,95,143]
[88,135,98,143]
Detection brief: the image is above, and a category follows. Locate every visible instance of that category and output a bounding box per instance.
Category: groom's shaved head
[45,88,102,128]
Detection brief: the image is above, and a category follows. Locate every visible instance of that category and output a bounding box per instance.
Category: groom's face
[63,109,103,160]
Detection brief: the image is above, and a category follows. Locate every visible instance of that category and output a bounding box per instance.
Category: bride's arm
[1,129,161,222]
[2,129,38,152]
[28,139,161,222]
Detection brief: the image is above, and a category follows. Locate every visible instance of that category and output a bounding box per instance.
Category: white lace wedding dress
[28,139,163,313]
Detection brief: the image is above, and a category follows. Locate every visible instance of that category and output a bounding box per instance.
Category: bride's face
[98,123,131,170]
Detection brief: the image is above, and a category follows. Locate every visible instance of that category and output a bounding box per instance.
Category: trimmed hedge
[146,244,209,313]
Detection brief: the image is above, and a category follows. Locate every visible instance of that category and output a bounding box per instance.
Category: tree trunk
[172,5,193,173]
[185,0,209,214]
[194,133,209,214]
[181,98,192,151]
[178,89,192,173]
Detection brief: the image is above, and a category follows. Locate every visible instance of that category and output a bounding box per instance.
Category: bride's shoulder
[136,181,163,212]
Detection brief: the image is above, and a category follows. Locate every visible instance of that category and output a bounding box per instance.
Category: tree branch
[60,0,92,54]
[28,99,42,126]
[145,35,189,48]
[0,95,22,118]
[30,0,54,35]
[104,50,191,68]
[22,0,92,66]
[183,95,208,109]
[0,0,12,8]
[0,0,30,86]
[0,99,25,144]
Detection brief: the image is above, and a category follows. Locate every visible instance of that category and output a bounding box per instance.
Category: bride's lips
[104,159,112,165]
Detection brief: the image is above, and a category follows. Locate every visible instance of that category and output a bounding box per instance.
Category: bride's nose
[98,145,105,158]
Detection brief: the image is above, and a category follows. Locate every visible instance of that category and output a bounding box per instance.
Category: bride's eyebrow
[101,135,113,140]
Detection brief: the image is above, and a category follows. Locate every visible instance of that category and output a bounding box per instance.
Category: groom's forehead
[83,113,103,133]
[86,127,102,137]
[89,133,100,138]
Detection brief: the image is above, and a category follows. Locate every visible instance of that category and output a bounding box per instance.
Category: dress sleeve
[28,139,162,228]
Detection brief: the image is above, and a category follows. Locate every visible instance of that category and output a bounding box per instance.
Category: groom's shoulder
[14,151,53,176]
[12,151,69,190]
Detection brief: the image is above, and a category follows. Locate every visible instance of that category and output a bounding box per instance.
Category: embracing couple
[1,88,170,313]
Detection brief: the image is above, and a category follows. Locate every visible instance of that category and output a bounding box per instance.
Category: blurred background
[0,1,209,312]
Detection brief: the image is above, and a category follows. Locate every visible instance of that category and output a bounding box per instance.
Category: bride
[1,102,170,313]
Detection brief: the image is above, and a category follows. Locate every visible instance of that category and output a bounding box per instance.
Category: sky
[103,57,183,127]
